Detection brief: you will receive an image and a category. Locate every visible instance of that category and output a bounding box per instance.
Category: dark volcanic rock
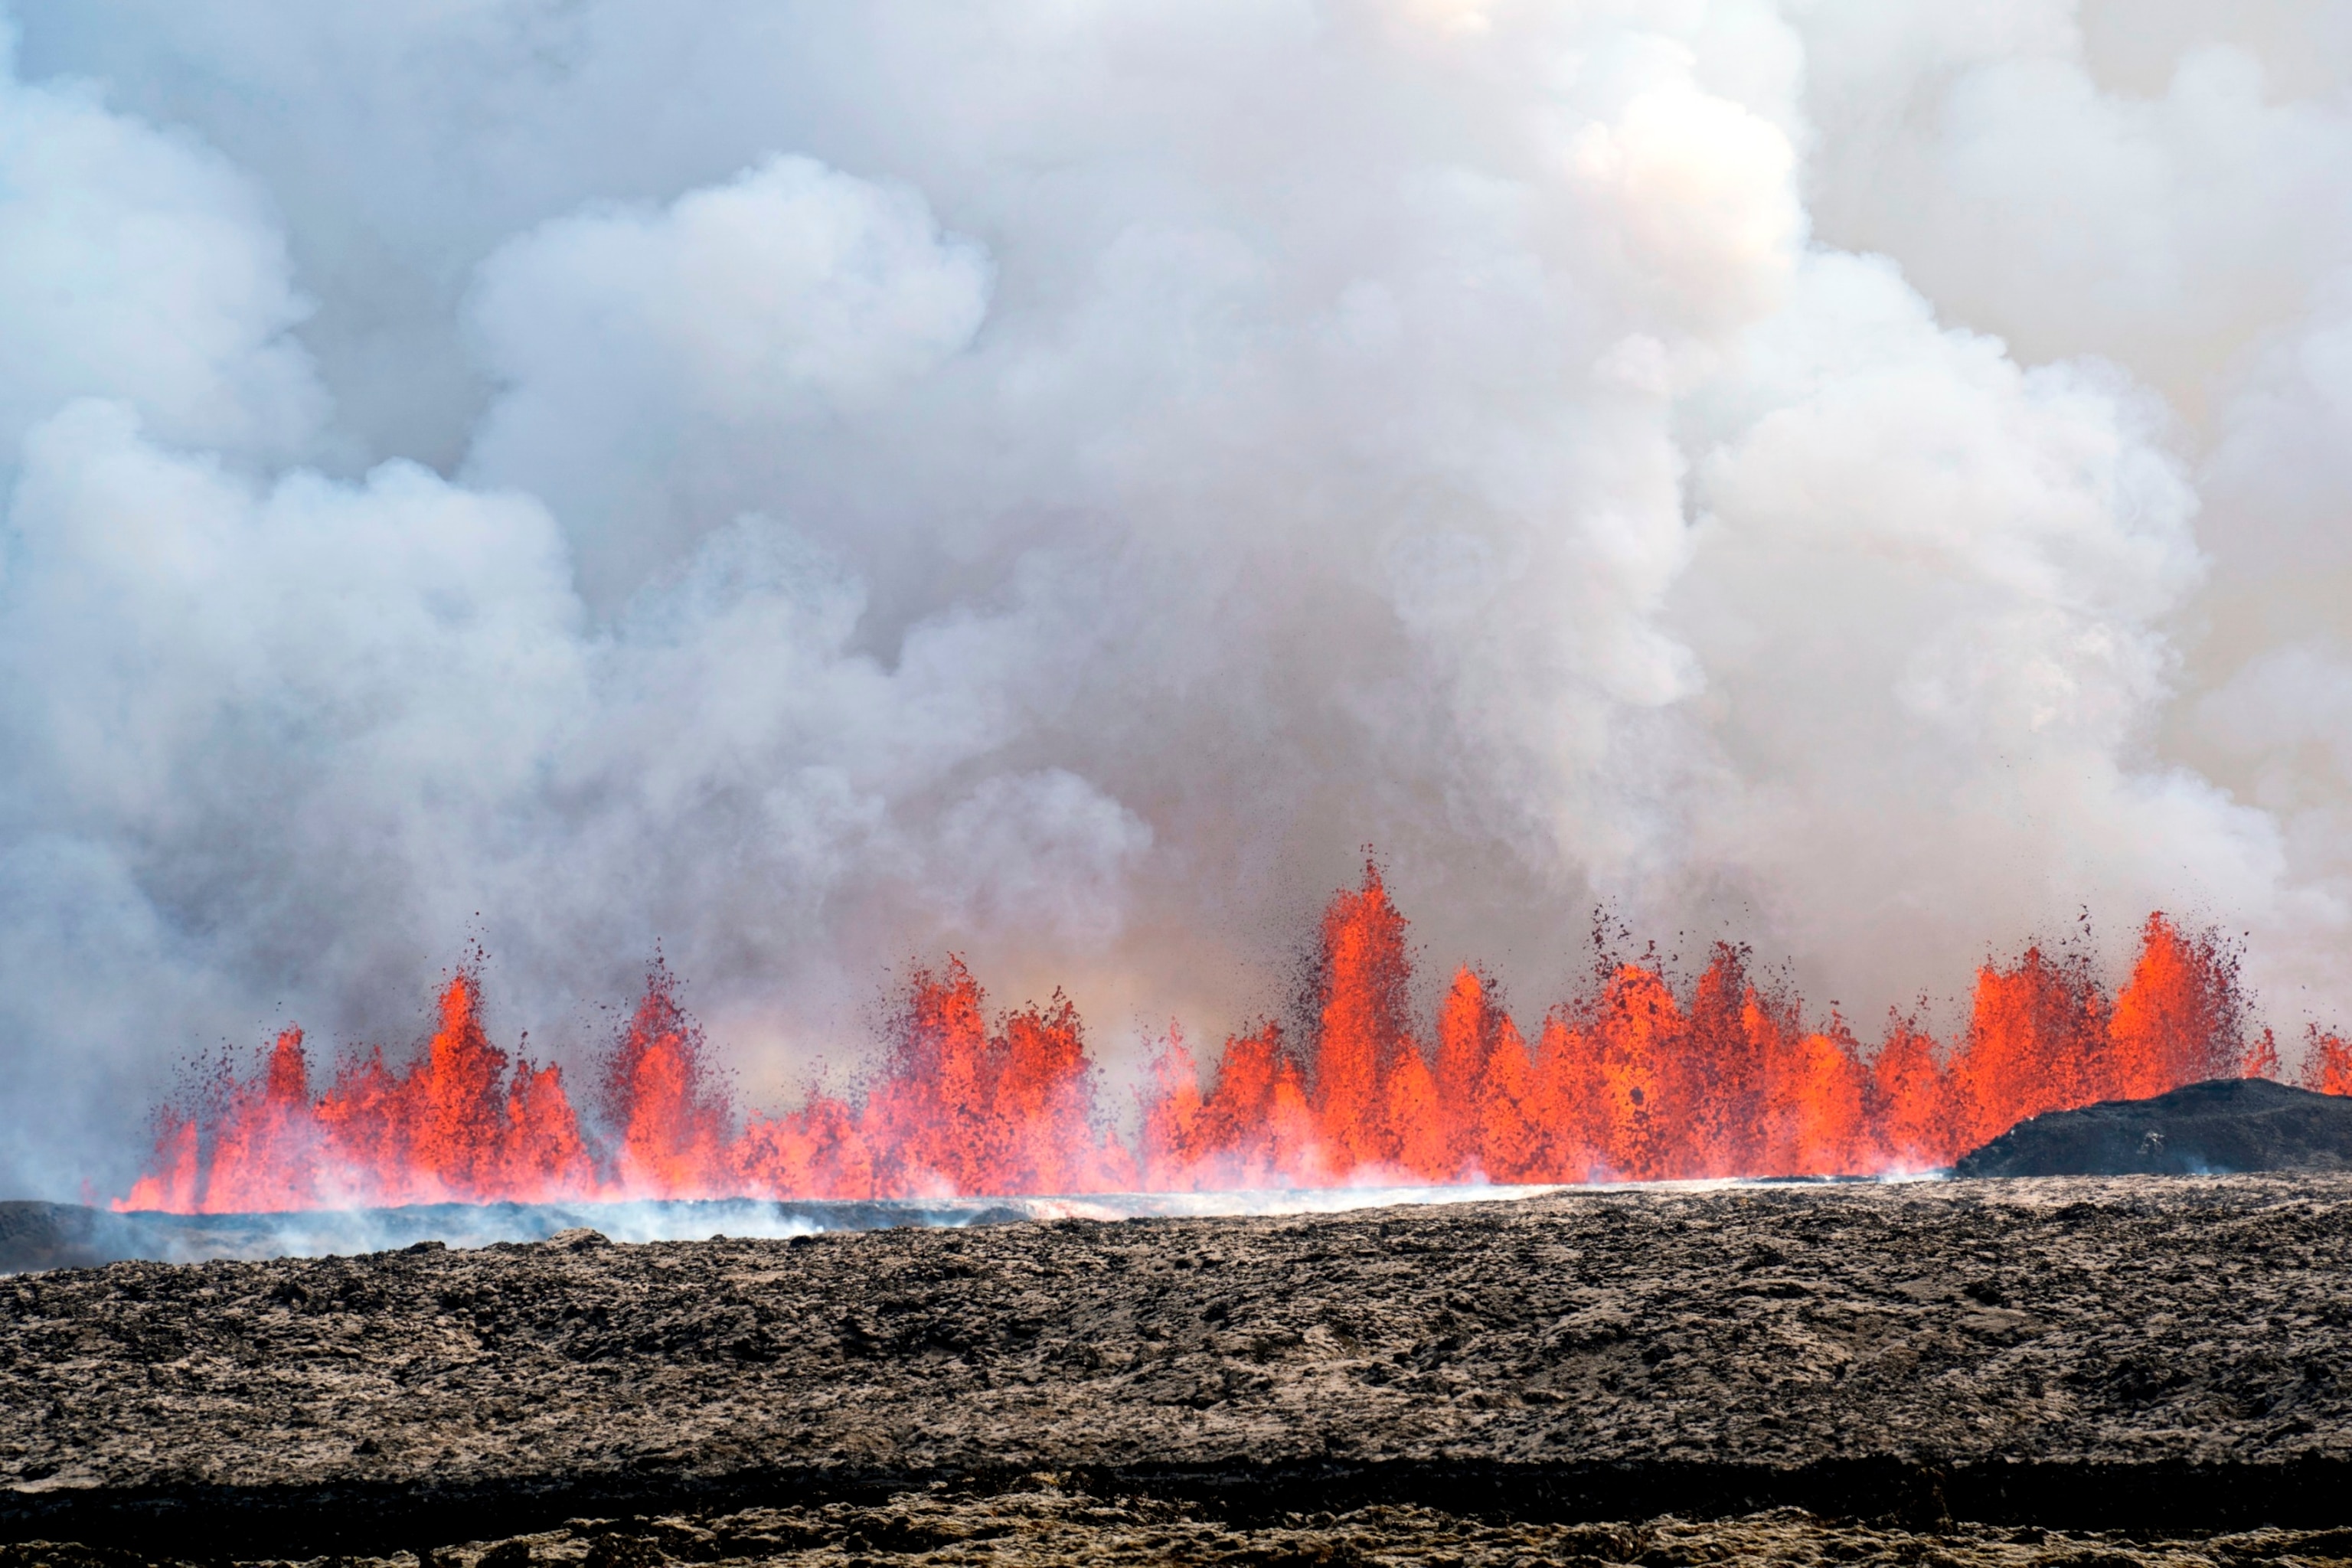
[0,1198,1043,1276]
[5,1177,2352,1557]
[0,1204,122,1276]
[13,1488,2352,1568]
[1953,1079,2352,1177]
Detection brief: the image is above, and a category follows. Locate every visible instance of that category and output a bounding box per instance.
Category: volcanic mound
[1952,1077,2352,1178]
[5,1175,2352,1563]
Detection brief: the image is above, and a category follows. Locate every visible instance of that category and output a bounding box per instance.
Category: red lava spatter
[122,865,2341,1213]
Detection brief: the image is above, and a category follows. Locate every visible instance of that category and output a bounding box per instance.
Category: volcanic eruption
[116,862,2340,1215]
[12,8,2352,1563]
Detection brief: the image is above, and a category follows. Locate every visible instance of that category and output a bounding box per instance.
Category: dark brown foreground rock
[6,1177,2352,1558]
[1954,1080,2352,1178]
[13,1488,2352,1568]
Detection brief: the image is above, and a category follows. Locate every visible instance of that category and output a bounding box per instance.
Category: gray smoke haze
[2,1,2348,1199]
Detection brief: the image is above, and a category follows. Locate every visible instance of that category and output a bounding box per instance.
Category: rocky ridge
[1953,1079,2352,1177]
[0,1198,1038,1276]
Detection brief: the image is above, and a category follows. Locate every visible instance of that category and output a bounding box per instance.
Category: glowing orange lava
[119,864,2334,1212]
[2308,1028,2352,1097]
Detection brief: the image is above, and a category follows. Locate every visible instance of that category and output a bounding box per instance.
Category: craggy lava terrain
[7,1489,2342,1568]
[6,1177,2352,1564]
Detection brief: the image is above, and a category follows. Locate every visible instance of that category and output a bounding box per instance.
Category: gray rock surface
[5,1177,2351,1556]
[1952,1080,2352,1177]
[0,1199,1042,1276]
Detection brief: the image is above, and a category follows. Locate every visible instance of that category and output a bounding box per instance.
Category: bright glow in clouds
[0,2,2348,1199]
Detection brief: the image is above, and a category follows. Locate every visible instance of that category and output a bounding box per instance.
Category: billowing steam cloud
[2,2,2348,1198]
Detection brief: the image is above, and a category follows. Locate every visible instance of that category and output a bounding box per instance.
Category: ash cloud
[1,2,2348,1198]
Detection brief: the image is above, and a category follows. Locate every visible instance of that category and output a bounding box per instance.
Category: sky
[2,1,2349,1198]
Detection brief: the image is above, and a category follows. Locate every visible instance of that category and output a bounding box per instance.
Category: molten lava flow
[126,975,600,1214]
[2305,1028,2352,1096]
[118,865,2341,1213]
[750,957,1135,1200]
[601,962,731,1198]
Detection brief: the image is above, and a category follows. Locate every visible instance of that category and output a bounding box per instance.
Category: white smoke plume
[1,2,2347,1198]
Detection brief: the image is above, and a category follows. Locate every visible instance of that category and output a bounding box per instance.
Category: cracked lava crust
[6,1175,2352,1562]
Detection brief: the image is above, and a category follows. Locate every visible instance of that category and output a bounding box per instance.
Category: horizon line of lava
[119,864,2352,1214]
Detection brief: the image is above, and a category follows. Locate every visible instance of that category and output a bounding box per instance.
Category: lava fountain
[119,864,2344,1214]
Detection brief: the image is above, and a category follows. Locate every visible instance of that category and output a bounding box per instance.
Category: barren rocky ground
[14,1488,2352,1568]
[6,1176,2352,1561]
